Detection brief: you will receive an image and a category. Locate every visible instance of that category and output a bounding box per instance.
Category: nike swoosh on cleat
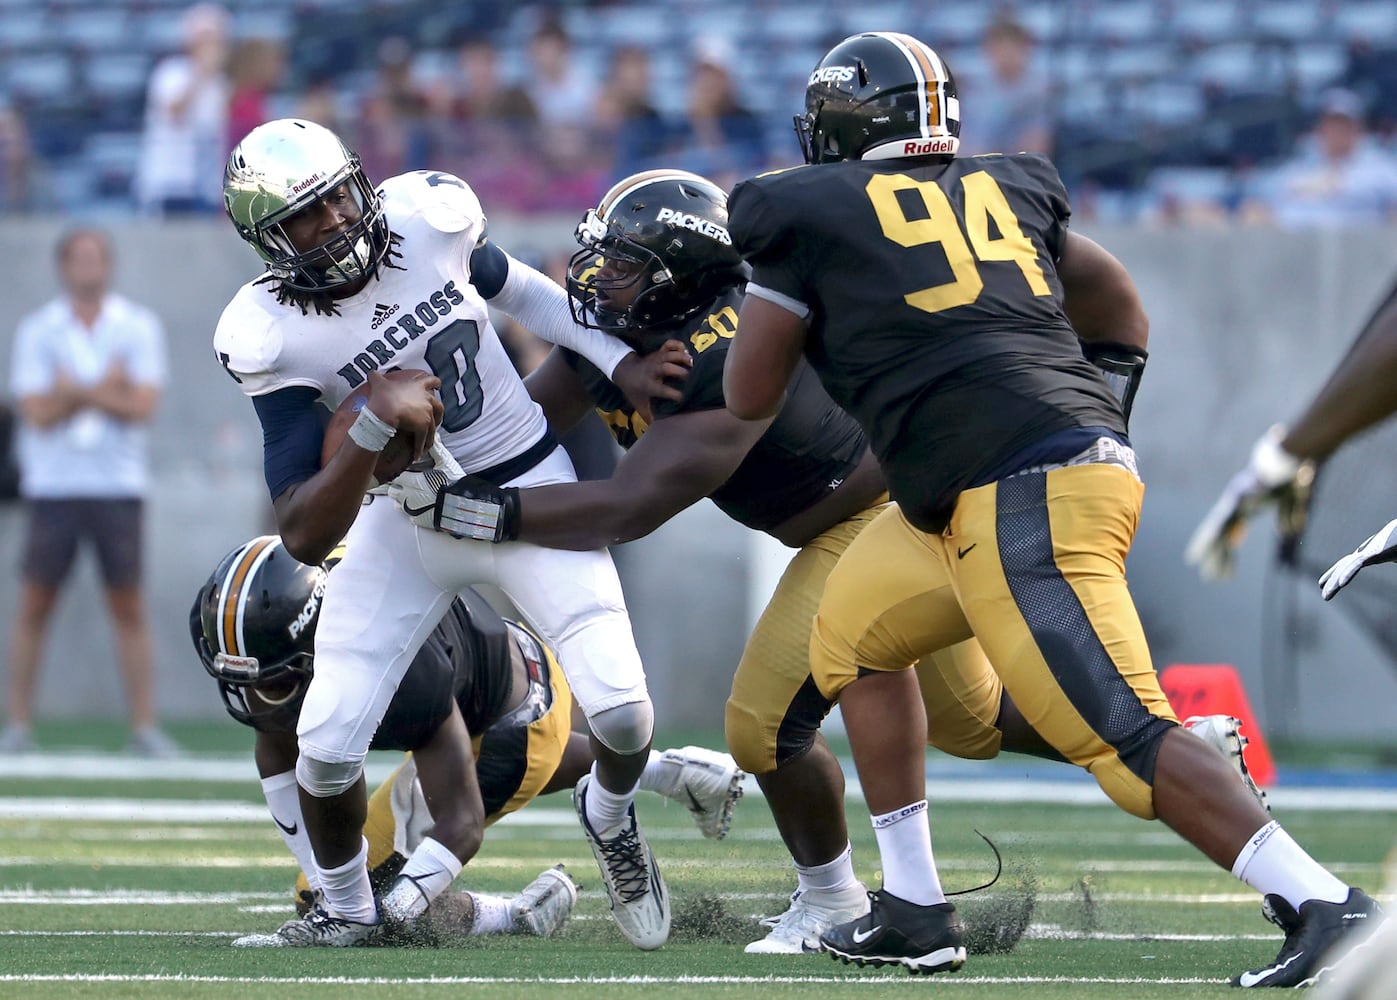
[851,925,883,944]
[272,816,298,836]
[1238,950,1303,987]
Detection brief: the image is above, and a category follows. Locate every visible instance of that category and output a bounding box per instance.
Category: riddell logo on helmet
[810,66,857,85]
[903,138,956,155]
[290,172,325,195]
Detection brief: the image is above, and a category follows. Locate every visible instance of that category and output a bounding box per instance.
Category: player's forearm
[1283,299,1397,461]
[490,252,633,377]
[273,458,379,564]
[515,480,679,550]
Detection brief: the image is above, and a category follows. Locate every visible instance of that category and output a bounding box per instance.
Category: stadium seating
[0,0,1392,217]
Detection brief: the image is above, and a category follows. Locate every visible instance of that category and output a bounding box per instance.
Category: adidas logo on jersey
[371,302,400,329]
[336,280,466,389]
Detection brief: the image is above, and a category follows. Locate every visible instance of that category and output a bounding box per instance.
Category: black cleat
[1233,888,1385,988]
[819,888,966,976]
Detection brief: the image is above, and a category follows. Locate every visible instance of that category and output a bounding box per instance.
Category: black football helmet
[796,31,961,164]
[190,535,328,733]
[567,169,746,334]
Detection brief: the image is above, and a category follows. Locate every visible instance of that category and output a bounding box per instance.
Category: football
[321,369,436,485]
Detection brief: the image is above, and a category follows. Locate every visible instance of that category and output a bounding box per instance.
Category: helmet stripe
[883,32,949,139]
[218,536,279,656]
[597,169,714,219]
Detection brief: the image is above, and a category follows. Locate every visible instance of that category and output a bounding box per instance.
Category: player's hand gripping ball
[321,369,443,485]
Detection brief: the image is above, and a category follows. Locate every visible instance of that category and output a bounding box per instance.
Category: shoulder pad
[382,170,486,237]
[213,290,294,397]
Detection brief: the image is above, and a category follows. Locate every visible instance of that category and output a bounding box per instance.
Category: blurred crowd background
[4,0,1397,226]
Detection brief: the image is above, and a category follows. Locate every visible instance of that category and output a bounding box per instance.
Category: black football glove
[435,475,521,543]
[1082,341,1147,429]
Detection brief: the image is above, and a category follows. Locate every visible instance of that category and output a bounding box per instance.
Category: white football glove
[384,440,465,529]
[1184,425,1316,580]
[1318,517,1397,600]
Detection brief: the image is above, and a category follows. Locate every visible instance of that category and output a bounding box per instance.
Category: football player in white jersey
[214,119,685,949]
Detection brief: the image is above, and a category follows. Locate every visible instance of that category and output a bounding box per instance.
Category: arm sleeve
[475,243,634,378]
[730,179,814,310]
[252,386,324,501]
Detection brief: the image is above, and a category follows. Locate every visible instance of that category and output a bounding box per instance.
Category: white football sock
[635,750,667,794]
[1231,820,1350,909]
[260,771,319,892]
[795,842,861,895]
[872,800,946,906]
[316,838,378,923]
[467,892,514,935]
[379,837,464,922]
[585,764,637,835]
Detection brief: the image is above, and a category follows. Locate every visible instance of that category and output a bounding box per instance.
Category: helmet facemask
[566,210,679,334]
[252,167,389,294]
[225,119,397,310]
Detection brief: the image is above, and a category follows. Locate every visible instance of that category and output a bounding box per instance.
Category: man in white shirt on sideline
[1,228,176,758]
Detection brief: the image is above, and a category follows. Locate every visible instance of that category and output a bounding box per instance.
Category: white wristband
[1251,425,1301,486]
[347,406,395,452]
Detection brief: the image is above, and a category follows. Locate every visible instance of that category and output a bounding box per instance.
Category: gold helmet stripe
[883,31,951,139]
[217,536,280,656]
[596,169,716,220]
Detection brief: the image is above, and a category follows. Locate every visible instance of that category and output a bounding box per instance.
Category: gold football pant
[811,464,1177,820]
[725,499,1002,776]
[296,630,573,899]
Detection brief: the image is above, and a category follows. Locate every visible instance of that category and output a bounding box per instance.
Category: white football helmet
[224,118,391,293]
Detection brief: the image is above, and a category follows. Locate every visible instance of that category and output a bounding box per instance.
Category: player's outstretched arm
[432,407,770,549]
[724,295,806,420]
[1319,517,1397,600]
[1187,280,1397,581]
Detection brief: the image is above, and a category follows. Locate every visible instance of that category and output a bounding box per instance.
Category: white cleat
[232,905,379,948]
[657,746,745,840]
[574,774,670,950]
[509,864,579,938]
[745,883,871,954]
[1184,714,1270,813]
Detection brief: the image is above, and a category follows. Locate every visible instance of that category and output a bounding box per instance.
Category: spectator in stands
[0,98,32,213]
[958,14,1054,157]
[133,3,230,215]
[665,36,767,191]
[597,45,672,180]
[425,34,539,210]
[521,15,598,131]
[1241,88,1397,229]
[356,36,432,183]
[293,72,347,137]
[1,229,176,758]
[226,39,287,156]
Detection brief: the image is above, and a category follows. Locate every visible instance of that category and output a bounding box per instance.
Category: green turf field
[1,727,1393,999]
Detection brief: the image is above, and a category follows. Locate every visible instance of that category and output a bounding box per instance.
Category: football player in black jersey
[192,535,745,947]
[722,31,1379,984]
[413,168,1096,953]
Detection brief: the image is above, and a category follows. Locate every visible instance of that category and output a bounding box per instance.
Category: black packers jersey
[564,286,867,533]
[370,588,514,751]
[729,153,1124,531]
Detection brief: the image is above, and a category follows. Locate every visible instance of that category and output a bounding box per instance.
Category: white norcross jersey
[214,169,547,475]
